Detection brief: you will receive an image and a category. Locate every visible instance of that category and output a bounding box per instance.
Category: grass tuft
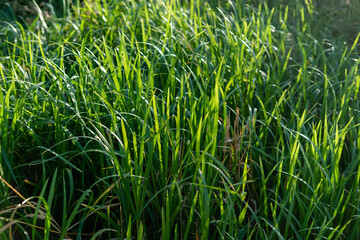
[0,0,359,239]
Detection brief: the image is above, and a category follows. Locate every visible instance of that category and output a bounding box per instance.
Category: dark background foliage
[1,0,360,43]
[0,0,78,24]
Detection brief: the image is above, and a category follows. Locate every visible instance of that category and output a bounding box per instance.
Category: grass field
[0,0,360,239]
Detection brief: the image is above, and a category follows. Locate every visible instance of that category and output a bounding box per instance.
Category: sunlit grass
[0,0,359,239]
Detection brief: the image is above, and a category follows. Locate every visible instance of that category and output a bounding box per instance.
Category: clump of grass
[0,0,359,239]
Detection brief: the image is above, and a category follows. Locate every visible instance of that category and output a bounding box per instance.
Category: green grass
[0,0,360,239]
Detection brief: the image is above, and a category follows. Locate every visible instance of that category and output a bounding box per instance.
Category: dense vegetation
[1,0,360,239]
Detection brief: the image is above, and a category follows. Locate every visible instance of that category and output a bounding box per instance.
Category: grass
[0,0,360,239]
